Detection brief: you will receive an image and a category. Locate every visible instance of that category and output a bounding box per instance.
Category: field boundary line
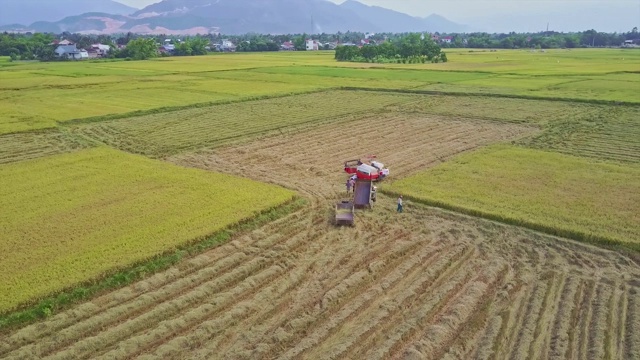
[339,87,640,106]
[380,190,640,253]
[0,197,307,333]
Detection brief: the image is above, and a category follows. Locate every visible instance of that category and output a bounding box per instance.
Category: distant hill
[340,1,467,33]
[131,0,378,34]
[0,0,136,26]
[0,0,466,35]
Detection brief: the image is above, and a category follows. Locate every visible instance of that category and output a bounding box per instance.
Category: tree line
[335,33,447,63]
[1,27,638,62]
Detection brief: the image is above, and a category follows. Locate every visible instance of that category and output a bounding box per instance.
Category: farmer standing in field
[397,195,403,213]
[346,178,352,194]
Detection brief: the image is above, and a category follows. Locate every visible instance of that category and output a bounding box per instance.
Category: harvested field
[170,112,537,198]
[2,198,638,359]
[2,112,639,359]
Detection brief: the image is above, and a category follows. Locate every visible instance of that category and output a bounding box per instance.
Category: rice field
[525,106,640,163]
[1,48,640,358]
[72,90,420,157]
[1,49,639,134]
[387,145,640,247]
[2,114,638,359]
[0,147,294,312]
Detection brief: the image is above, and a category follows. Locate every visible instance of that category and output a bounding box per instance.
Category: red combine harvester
[344,158,390,182]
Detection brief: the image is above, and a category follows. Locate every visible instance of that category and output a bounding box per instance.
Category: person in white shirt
[397,195,403,213]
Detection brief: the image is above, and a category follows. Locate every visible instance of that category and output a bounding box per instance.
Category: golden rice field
[0,147,294,312]
[387,145,640,248]
[1,49,640,358]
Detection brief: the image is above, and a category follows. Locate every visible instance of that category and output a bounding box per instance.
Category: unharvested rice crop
[388,144,640,247]
[0,147,294,312]
[73,90,420,157]
[2,122,638,358]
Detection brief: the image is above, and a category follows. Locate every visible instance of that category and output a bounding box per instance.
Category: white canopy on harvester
[357,164,378,175]
[371,161,390,177]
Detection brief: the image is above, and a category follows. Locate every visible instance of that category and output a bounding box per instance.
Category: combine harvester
[336,156,389,226]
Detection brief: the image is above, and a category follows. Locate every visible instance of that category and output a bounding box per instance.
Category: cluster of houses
[51,40,112,60]
[50,32,462,60]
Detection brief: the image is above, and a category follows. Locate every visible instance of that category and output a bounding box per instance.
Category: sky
[116,0,639,32]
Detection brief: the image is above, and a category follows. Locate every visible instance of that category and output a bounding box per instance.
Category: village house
[306,39,320,51]
[441,36,453,44]
[326,42,338,50]
[220,39,237,52]
[87,43,111,58]
[52,40,88,60]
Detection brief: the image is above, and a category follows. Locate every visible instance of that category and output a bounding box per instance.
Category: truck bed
[335,202,354,226]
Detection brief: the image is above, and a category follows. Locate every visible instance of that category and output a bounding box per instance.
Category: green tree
[500,37,514,49]
[122,38,157,60]
[335,45,361,61]
[361,44,378,62]
[294,34,307,51]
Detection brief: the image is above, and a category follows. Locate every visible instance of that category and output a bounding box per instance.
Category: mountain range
[0,0,136,27]
[0,0,467,35]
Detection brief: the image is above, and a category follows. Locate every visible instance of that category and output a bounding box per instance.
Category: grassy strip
[381,188,640,253]
[0,197,307,332]
[340,86,640,106]
[59,88,335,127]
